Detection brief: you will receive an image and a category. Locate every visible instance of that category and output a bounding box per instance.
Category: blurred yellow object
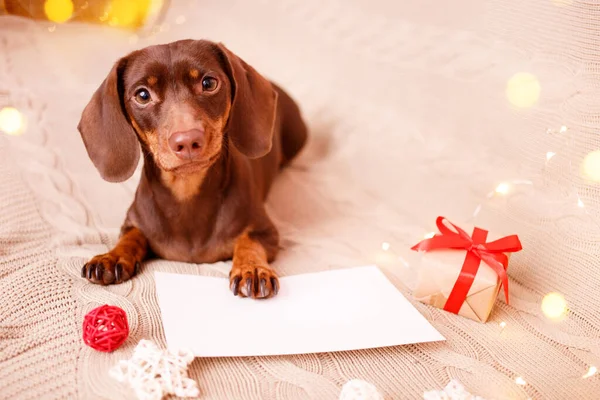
[506,72,541,108]
[44,0,73,23]
[582,150,600,182]
[541,292,567,320]
[3,0,169,31]
[108,0,147,28]
[0,107,25,136]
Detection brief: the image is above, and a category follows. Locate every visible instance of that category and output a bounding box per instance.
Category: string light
[547,125,568,136]
[499,321,507,330]
[546,151,556,161]
[44,0,73,23]
[577,197,585,208]
[381,242,390,251]
[515,376,527,386]
[541,292,567,320]
[506,72,540,108]
[495,183,510,195]
[0,107,25,136]
[582,366,597,379]
[582,150,600,182]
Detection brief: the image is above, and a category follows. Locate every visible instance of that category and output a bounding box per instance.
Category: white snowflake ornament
[110,339,199,400]
[423,380,486,400]
[339,379,384,400]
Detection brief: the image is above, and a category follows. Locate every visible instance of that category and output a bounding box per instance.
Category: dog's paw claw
[82,253,140,285]
[229,265,279,299]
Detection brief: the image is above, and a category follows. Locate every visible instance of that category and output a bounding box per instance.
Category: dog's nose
[168,129,205,160]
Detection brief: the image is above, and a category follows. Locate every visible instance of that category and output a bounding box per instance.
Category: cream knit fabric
[1,0,600,399]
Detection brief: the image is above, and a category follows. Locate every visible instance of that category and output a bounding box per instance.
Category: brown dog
[77,39,307,299]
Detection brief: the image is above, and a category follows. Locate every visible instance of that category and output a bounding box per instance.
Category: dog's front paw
[81,252,140,285]
[229,265,279,299]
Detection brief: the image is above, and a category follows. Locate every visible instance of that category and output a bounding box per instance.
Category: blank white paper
[154,266,445,357]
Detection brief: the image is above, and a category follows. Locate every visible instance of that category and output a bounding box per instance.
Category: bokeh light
[546,151,556,161]
[108,0,149,28]
[506,72,541,108]
[0,107,25,136]
[495,183,510,195]
[515,376,527,386]
[582,150,600,182]
[424,232,435,239]
[44,0,74,24]
[583,366,597,379]
[381,242,390,251]
[541,292,567,320]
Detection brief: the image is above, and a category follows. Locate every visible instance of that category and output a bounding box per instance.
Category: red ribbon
[411,217,522,314]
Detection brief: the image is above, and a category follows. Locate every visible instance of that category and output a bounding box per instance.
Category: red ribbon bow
[411,217,522,314]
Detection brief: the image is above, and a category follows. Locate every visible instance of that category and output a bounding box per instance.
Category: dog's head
[78,40,278,182]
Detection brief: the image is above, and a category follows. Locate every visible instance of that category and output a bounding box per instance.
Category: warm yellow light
[108,0,149,28]
[495,183,510,195]
[582,150,600,182]
[44,0,73,24]
[0,107,25,136]
[560,125,568,133]
[546,151,556,161]
[583,366,597,379]
[381,242,390,251]
[499,321,507,329]
[506,72,541,108]
[515,376,527,386]
[541,292,567,320]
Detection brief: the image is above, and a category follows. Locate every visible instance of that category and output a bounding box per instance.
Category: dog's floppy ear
[77,58,140,182]
[217,43,278,159]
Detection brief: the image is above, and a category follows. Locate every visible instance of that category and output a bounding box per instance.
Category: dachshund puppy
[78,40,307,298]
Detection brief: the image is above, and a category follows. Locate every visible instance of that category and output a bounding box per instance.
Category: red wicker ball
[82,305,129,352]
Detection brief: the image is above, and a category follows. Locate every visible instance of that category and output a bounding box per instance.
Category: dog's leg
[229,222,280,299]
[82,226,148,285]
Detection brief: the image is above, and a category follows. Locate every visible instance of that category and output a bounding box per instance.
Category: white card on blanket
[154,266,445,357]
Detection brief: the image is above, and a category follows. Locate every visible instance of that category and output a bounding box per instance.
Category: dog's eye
[201,77,218,92]
[134,89,152,104]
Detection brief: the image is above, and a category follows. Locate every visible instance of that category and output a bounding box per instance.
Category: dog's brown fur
[78,40,307,298]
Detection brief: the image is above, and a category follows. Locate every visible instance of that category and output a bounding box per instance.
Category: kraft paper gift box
[411,217,522,323]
